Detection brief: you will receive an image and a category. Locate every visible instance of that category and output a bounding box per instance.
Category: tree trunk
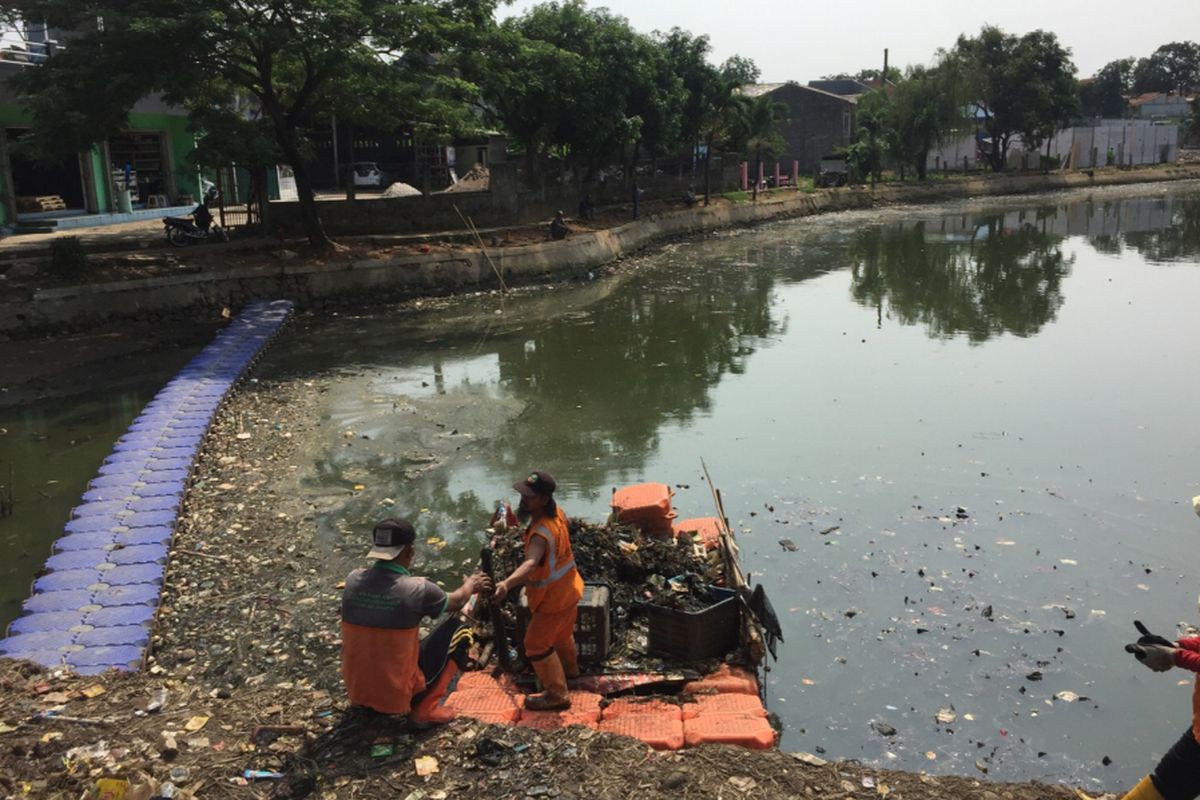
[703,133,714,206]
[752,150,761,201]
[289,156,333,251]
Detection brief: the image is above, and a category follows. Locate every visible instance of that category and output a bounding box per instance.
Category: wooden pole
[453,204,507,293]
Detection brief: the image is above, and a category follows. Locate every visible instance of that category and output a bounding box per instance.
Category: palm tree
[729,94,786,201]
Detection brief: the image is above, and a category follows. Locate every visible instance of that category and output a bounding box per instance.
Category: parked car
[352,162,387,188]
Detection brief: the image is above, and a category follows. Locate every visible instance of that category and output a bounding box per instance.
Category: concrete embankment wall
[4,165,1199,336]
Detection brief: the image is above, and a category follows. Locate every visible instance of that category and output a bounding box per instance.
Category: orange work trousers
[524,604,578,660]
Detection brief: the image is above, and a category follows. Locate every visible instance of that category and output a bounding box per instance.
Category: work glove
[1126,643,1177,672]
[1133,620,1174,648]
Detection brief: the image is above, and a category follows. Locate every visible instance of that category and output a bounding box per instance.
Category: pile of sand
[440,163,490,193]
[381,181,422,198]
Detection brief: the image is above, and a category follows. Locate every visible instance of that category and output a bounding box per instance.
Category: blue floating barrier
[80,488,135,503]
[3,649,65,668]
[116,528,173,548]
[140,468,189,483]
[85,604,156,628]
[96,461,149,477]
[0,629,76,655]
[64,516,119,534]
[23,590,94,614]
[127,495,180,514]
[7,611,84,635]
[52,532,118,553]
[143,457,194,472]
[94,583,162,607]
[88,474,141,490]
[131,481,186,498]
[76,625,150,648]
[66,644,144,669]
[104,450,155,466]
[107,545,168,565]
[122,510,177,529]
[104,563,165,586]
[44,549,112,572]
[34,569,103,593]
[71,501,130,519]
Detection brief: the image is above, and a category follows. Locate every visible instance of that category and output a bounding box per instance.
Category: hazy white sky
[498,0,1200,82]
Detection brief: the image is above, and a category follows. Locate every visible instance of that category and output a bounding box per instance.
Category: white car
[352,162,386,188]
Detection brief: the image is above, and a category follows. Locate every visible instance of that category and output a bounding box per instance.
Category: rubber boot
[1121,775,1165,800]
[409,661,459,728]
[526,652,571,711]
[557,637,581,680]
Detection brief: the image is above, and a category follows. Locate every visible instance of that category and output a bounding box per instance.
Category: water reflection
[1119,195,1200,263]
[849,211,1073,343]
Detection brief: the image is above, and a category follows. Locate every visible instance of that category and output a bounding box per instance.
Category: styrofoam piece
[23,590,94,614]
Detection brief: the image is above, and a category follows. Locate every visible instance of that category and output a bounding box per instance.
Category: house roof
[807,79,871,96]
[1129,91,1195,106]
[741,82,857,104]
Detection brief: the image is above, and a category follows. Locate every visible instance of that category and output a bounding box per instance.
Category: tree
[1132,41,1200,94]
[9,0,497,250]
[947,26,1079,172]
[886,64,961,180]
[728,94,785,201]
[822,67,902,84]
[696,56,760,206]
[1080,58,1135,118]
[843,97,888,186]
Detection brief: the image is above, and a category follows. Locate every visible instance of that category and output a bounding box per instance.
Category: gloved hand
[1133,620,1174,648]
[1126,643,1177,672]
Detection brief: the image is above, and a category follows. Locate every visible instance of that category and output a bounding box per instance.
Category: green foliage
[727,94,785,199]
[9,0,499,248]
[1132,42,1200,94]
[46,236,88,281]
[885,65,962,180]
[1080,58,1135,119]
[822,67,902,84]
[946,26,1079,172]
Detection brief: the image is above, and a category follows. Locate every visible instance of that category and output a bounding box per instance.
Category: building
[0,18,200,231]
[742,82,856,175]
[1129,91,1195,120]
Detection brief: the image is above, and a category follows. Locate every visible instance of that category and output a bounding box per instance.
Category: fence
[214,167,261,229]
[927,121,1180,172]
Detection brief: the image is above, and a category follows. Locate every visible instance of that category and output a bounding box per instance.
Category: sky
[497,0,1200,82]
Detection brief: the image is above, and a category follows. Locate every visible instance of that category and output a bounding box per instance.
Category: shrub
[47,237,89,281]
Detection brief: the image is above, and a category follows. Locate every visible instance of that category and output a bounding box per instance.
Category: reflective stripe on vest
[528,522,576,589]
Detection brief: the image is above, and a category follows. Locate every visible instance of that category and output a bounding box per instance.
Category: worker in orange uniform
[494,471,584,711]
[1119,499,1200,799]
[341,518,490,726]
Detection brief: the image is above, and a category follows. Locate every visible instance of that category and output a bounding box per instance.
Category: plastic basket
[646,586,739,660]
[517,581,611,664]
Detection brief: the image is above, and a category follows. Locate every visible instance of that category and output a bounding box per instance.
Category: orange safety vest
[523,506,584,614]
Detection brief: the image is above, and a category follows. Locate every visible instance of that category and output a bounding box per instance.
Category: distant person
[548,211,569,241]
[632,184,643,220]
[340,518,490,726]
[683,187,697,208]
[578,194,595,222]
[493,471,584,711]
[1119,499,1200,800]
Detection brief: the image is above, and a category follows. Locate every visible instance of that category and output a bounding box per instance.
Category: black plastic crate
[517,582,611,664]
[646,586,739,660]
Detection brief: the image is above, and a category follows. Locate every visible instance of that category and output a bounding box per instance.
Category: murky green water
[262,183,1200,790]
[6,183,1200,790]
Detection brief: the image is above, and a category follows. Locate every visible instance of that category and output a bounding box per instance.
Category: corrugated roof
[740,82,857,104]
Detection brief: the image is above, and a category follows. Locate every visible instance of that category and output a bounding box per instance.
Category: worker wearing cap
[340,517,491,725]
[494,471,584,711]
[1119,498,1200,800]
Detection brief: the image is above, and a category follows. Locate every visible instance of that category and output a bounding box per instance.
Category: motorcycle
[163,186,229,247]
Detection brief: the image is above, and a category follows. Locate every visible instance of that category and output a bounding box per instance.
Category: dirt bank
[3,165,1198,337]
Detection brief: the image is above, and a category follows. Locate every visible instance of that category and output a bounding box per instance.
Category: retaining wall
[4,165,1199,337]
[0,301,293,674]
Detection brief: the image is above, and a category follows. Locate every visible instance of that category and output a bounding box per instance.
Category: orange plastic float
[611,483,676,535]
[681,692,768,719]
[444,687,521,723]
[672,517,724,551]
[682,663,760,695]
[683,713,777,750]
[598,713,685,750]
[599,696,682,721]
